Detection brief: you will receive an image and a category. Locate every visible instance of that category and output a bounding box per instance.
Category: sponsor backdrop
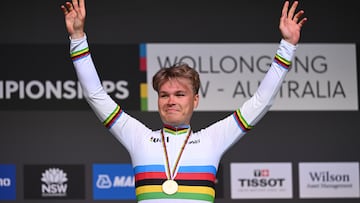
[1,0,359,203]
[144,43,357,111]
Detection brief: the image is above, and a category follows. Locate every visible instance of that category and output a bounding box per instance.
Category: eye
[159,94,168,98]
[176,92,185,97]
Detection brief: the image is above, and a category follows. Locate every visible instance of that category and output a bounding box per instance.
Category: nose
[167,95,176,105]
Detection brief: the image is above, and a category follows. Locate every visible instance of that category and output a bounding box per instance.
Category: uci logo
[150,136,169,143]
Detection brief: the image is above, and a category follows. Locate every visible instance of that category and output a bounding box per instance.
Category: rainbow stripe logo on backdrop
[0,164,16,200]
[93,163,136,200]
[139,44,148,111]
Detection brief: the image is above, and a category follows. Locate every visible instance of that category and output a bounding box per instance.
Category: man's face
[158,77,199,126]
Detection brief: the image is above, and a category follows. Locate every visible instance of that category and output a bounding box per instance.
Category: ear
[193,94,199,109]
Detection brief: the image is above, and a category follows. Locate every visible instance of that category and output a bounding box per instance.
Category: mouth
[166,108,178,113]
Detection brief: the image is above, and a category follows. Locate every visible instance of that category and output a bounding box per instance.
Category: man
[61,0,306,202]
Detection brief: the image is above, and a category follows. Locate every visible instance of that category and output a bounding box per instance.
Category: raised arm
[60,0,112,120]
[237,1,307,126]
[61,0,86,39]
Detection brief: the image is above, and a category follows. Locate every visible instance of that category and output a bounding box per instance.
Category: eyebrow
[159,90,188,95]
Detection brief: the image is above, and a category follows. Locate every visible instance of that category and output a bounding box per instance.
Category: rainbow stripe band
[163,124,190,135]
[233,109,253,132]
[136,179,215,189]
[134,165,216,202]
[274,53,291,70]
[70,47,90,61]
[137,191,214,202]
[103,105,123,129]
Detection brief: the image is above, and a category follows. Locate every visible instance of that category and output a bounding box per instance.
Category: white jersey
[69,35,296,202]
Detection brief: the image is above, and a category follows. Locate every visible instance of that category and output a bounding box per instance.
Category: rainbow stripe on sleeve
[70,47,90,61]
[134,164,216,202]
[233,109,253,132]
[103,105,123,129]
[274,53,291,70]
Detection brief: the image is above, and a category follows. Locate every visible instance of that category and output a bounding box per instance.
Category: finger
[72,0,86,16]
[287,1,299,20]
[293,10,304,23]
[72,0,79,9]
[72,0,85,11]
[281,1,290,18]
[79,0,86,15]
[298,17,308,28]
[79,0,85,9]
[60,5,68,15]
[65,2,74,11]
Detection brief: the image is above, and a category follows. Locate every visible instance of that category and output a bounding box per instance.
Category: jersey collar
[163,124,191,135]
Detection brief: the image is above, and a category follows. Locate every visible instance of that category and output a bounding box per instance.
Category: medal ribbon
[161,128,192,180]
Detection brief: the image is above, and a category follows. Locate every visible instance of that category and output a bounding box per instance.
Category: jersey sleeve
[202,39,297,154]
[239,39,296,126]
[69,35,151,151]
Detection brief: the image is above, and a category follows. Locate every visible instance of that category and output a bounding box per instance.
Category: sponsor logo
[149,136,169,143]
[188,139,201,144]
[0,164,16,200]
[41,168,68,197]
[238,168,285,188]
[254,169,269,177]
[299,162,360,198]
[93,164,136,200]
[149,136,200,144]
[150,136,162,143]
[24,165,85,199]
[230,162,292,199]
[96,174,112,189]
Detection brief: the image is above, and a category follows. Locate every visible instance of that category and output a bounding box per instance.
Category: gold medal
[161,128,192,195]
[162,179,178,195]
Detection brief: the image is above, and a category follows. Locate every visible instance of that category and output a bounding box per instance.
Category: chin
[164,121,181,126]
[162,119,185,126]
